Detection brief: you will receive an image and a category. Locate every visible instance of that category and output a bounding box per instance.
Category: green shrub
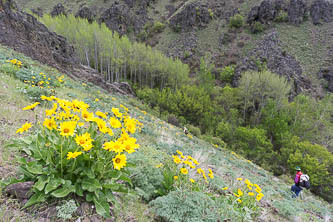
[150,190,219,222]
[229,14,244,28]
[220,65,235,83]
[152,21,166,33]
[275,11,288,23]
[22,85,53,102]
[187,124,201,137]
[56,200,77,220]
[251,21,264,34]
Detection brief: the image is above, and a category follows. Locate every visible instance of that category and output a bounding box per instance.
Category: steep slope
[0,44,332,221]
[14,0,333,94]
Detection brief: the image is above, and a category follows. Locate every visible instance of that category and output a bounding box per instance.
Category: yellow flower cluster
[16,122,33,134]
[22,102,40,111]
[172,150,214,183]
[57,75,65,83]
[23,72,54,89]
[6,58,22,68]
[225,178,264,203]
[26,95,142,170]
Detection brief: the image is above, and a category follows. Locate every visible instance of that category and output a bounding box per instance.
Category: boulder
[310,0,333,25]
[75,7,95,23]
[233,31,313,96]
[50,3,66,17]
[288,0,307,25]
[168,2,211,32]
[5,181,34,200]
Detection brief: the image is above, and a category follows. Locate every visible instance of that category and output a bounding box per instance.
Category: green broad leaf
[86,193,93,202]
[93,196,111,218]
[34,176,50,191]
[23,192,46,208]
[82,178,102,192]
[51,186,74,198]
[45,178,62,194]
[26,162,43,175]
[103,184,119,190]
[118,174,132,186]
[74,183,84,197]
[19,166,34,179]
[104,190,116,203]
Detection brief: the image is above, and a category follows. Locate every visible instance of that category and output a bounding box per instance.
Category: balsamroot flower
[16,122,33,134]
[113,153,127,170]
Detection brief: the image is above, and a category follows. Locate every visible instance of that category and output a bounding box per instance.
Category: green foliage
[39,15,189,89]
[281,137,333,201]
[233,127,275,168]
[197,57,215,94]
[20,85,53,102]
[56,200,78,220]
[239,70,291,124]
[275,11,288,23]
[187,124,201,137]
[251,21,264,34]
[150,190,219,222]
[229,14,244,28]
[220,65,235,83]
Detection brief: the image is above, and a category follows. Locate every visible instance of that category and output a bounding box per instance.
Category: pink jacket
[294,171,303,185]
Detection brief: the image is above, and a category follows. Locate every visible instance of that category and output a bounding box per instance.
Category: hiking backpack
[300,174,310,189]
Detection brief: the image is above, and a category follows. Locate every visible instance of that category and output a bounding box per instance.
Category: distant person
[183,126,188,135]
[291,166,303,198]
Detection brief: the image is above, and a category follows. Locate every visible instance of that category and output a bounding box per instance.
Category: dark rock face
[75,7,95,23]
[99,1,151,35]
[233,31,313,96]
[310,0,333,25]
[31,7,43,17]
[319,67,333,92]
[50,3,66,17]
[247,0,286,25]
[288,0,307,25]
[0,0,76,69]
[168,2,211,32]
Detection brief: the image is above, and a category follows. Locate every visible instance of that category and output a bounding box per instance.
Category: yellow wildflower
[156,163,163,168]
[67,151,82,160]
[112,107,122,118]
[43,118,57,130]
[256,193,264,201]
[95,111,107,119]
[174,176,178,180]
[248,192,255,196]
[16,122,32,134]
[222,187,228,190]
[109,117,122,128]
[95,98,99,102]
[180,168,188,175]
[173,155,182,164]
[237,178,243,181]
[208,169,214,179]
[236,199,242,204]
[113,153,127,170]
[22,102,40,111]
[190,178,195,183]
[59,121,76,137]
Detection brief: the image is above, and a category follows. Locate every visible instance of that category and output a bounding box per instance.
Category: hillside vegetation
[0,45,332,221]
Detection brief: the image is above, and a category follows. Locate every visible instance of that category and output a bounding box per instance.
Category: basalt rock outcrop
[0,0,76,69]
[75,6,95,23]
[310,0,333,25]
[168,1,211,32]
[247,0,286,25]
[287,0,307,25]
[233,31,313,96]
[99,1,151,35]
[50,3,66,17]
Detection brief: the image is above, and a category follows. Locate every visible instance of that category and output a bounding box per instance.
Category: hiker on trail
[291,166,303,198]
[183,126,188,135]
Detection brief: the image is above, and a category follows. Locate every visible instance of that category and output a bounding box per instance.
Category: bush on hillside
[220,65,235,83]
[229,14,244,28]
[150,191,219,222]
[187,124,201,137]
[250,21,264,34]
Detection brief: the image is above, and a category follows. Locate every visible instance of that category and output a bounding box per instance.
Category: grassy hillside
[0,45,332,221]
